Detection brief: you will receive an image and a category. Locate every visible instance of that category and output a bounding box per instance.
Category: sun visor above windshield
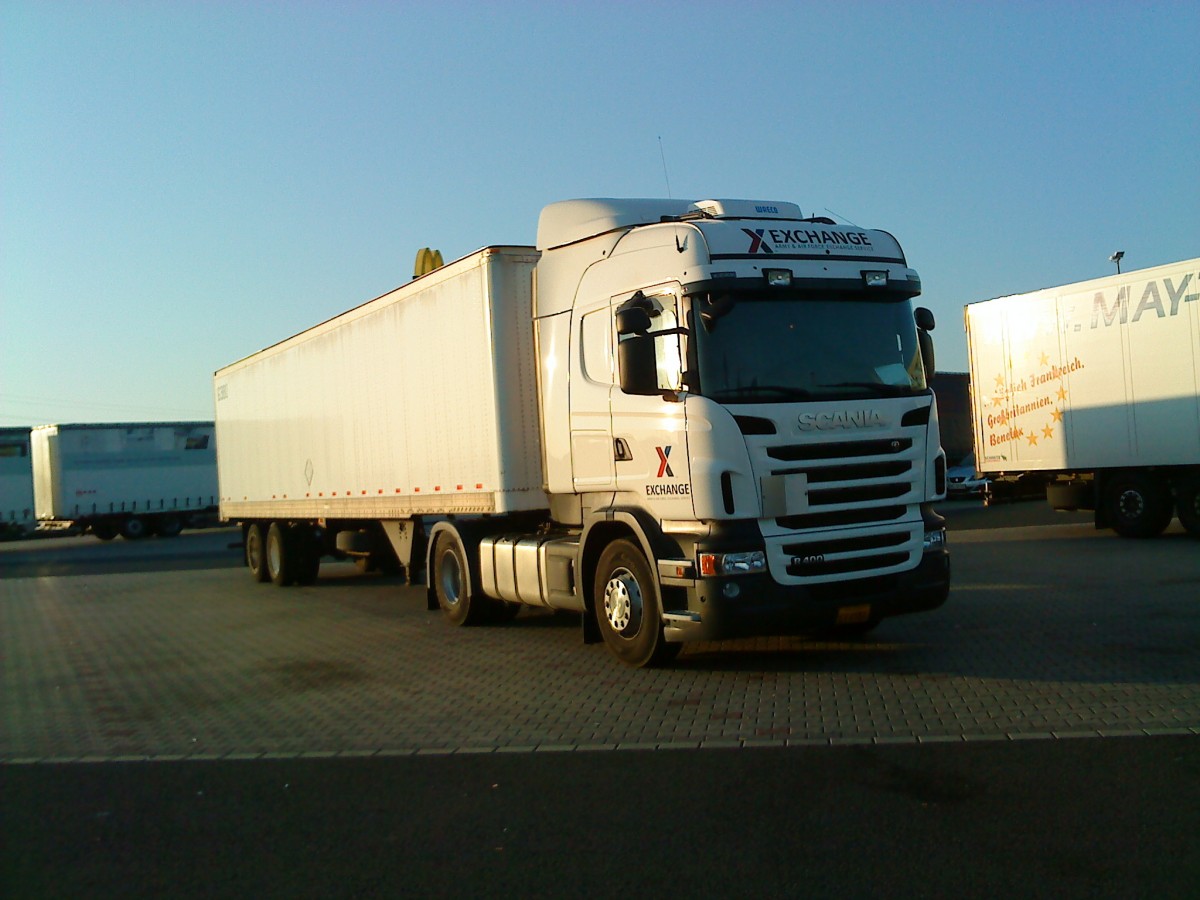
[698,221,906,264]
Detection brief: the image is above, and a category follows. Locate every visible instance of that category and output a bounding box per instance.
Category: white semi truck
[31,422,219,539]
[215,198,951,666]
[965,257,1200,538]
[0,427,36,538]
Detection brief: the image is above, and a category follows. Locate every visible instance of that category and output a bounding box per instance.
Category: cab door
[610,287,694,518]
[569,302,617,491]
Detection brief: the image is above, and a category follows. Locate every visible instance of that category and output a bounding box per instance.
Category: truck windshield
[688,291,926,403]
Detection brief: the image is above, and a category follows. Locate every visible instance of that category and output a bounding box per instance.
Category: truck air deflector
[709,253,907,265]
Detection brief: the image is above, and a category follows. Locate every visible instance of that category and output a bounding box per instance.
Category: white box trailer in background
[31,422,219,540]
[965,257,1200,537]
[0,427,36,538]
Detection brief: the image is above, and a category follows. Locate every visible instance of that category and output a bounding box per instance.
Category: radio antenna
[658,136,673,198]
[824,207,861,227]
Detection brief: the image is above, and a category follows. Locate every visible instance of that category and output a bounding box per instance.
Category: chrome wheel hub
[440,552,463,606]
[603,567,643,635]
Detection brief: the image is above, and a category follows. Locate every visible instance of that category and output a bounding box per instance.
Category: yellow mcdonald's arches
[413,247,444,279]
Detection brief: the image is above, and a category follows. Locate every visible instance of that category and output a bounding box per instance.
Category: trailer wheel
[593,539,678,668]
[266,522,295,586]
[120,516,149,541]
[290,525,322,585]
[156,516,183,538]
[1176,477,1200,538]
[1104,471,1173,539]
[246,523,270,582]
[432,531,486,626]
[91,522,118,541]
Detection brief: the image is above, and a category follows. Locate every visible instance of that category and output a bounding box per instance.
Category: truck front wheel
[1104,471,1173,538]
[593,539,679,668]
[433,531,486,626]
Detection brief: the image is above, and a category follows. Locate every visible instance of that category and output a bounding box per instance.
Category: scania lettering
[216,197,950,667]
[965,257,1200,538]
[798,410,886,430]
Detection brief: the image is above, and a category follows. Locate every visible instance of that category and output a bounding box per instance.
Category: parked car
[947,453,989,498]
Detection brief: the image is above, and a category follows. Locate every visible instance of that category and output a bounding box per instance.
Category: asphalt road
[4,737,1198,899]
[3,502,1198,898]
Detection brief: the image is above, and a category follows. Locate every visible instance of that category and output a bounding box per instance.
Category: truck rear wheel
[246,523,270,582]
[1104,471,1173,538]
[266,522,294,586]
[593,539,678,668]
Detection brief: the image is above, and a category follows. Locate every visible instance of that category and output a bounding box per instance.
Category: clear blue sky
[2,1,1197,426]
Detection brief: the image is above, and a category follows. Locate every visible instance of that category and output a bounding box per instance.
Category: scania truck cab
[528,198,950,664]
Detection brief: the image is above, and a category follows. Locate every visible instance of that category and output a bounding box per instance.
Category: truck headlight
[923,528,946,551]
[699,550,766,576]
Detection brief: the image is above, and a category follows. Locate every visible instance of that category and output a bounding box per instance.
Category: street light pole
[1109,250,1124,274]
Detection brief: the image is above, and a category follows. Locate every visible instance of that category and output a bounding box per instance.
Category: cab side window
[581,307,615,385]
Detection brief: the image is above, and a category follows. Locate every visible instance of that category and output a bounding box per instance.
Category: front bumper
[660,548,950,643]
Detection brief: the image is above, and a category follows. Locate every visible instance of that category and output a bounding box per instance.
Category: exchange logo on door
[655,446,674,478]
[646,446,691,497]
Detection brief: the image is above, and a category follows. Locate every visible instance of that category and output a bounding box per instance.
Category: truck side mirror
[914,307,935,382]
[918,330,936,383]
[618,336,660,395]
[616,307,651,336]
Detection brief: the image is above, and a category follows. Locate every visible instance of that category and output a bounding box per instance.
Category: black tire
[119,516,148,541]
[156,515,183,538]
[1104,471,1173,538]
[246,523,270,582]
[290,525,322,585]
[593,539,679,668]
[432,531,486,626]
[91,522,118,541]
[266,522,294,587]
[1175,476,1200,538]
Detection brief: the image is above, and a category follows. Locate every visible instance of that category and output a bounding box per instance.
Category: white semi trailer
[965,257,1200,537]
[0,427,35,538]
[215,198,951,666]
[31,422,218,539]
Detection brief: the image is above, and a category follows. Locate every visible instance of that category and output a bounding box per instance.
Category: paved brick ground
[2,521,1198,762]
